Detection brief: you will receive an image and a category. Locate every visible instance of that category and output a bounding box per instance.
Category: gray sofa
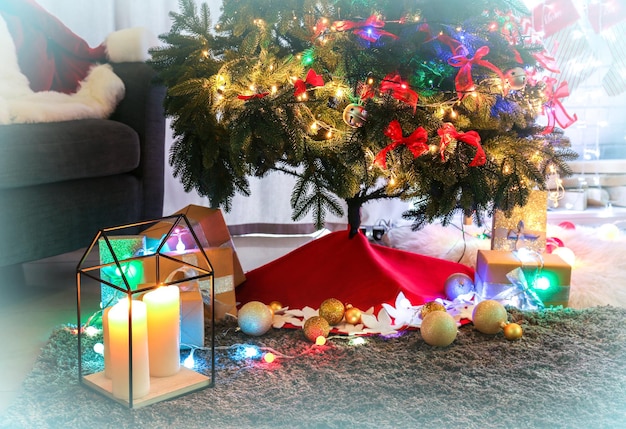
[0,62,165,267]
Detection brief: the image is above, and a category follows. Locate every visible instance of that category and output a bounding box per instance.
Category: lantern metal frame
[76,214,215,408]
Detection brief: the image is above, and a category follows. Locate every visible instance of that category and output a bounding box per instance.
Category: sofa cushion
[0,118,140,189]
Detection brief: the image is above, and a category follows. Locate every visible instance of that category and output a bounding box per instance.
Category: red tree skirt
[235,230,475,312]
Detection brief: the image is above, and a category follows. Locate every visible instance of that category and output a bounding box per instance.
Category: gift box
[144,205,245,287]
[143,247,237,320]
[491,190,547,253]
[475,249,571,308]
[180,288,204,348]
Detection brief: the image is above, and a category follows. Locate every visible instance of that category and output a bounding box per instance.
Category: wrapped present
[491,190,547,253]
[98,235,146,306]
[475,249,571,308]
[166,268,205,348]
[143,247,237,321]
[144,205,246,287]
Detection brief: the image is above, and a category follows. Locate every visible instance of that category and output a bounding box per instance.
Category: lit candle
[143,285,181,377]
[108,299,150,400]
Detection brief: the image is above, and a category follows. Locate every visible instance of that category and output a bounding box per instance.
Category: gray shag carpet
[2,306,626,429]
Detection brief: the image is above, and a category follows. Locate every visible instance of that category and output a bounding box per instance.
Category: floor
[0,233,316,415]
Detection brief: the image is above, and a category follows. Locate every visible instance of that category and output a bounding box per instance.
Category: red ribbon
[238,92,269,100]
[437,122,486,167]
[419,23,463,54]
[448,46,506,99]
[541,78,577,134]
[374,120,429,168]
[532,50,561,74]
[294,69,325,96]
[380,73,418,112]
[334,15,398,42]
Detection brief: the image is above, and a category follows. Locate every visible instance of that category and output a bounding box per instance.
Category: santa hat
[0,0,158,124]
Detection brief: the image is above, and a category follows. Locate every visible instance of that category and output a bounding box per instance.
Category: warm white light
[553,247,576,266]
[183,350,195,369]
[84,325,100,337]
[93,342,105,355]
[598,223,620,241]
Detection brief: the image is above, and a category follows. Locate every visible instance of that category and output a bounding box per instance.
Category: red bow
[334,15,398,42]
[448,46,506,99]
[437,122,486,167]
[419,23,463,54]
[380,73,418,112]
[533,50,561,74]
[374,120,429,168]
[294,69,325,97]
[541,78,577,135]
[237,92,269,100]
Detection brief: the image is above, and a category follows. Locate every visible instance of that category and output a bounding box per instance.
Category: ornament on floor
[503,322,523,340]
[238,301,274,336]
[319,298,345,325]
[303,316,331,342]
[504,67,526,91]
[558,221,576,230]
[268,300,283,315]
[420,301,446,319]
[344,304,362,325]
[342,103,368,127]
[472,299,507,334]
[420,311,458,347]
[444,273,475,300]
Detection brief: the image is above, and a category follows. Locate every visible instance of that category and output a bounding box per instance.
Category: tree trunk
[346,197,362,238]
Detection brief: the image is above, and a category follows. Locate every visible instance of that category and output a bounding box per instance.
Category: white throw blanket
[0,14,157,125]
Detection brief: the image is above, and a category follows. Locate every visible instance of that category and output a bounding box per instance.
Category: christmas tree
[150,0,578,236]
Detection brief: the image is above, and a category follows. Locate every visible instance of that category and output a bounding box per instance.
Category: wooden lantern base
[83,368,211,408]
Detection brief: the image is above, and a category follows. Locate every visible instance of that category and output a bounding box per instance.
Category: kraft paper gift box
[475,249,572,308]
[491,190,548,253]
[141,247,237,347]
[143,205,246,287]
[143,247,237,318]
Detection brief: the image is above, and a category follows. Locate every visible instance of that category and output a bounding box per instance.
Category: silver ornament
[444,273,475,300]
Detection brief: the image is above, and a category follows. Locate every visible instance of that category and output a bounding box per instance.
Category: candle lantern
[76,214,215,408]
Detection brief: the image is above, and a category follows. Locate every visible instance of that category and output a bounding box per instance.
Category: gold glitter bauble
[238,301,273,336]
[472,300,507,335]
[420,311,458,347]
[319,298,345,325]
[344,306,362,325]
[503,322,523,340]
[303,316,331,342]
[268,301,283,315]
[421,301,446,319]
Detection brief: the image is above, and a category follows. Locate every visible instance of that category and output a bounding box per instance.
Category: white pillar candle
[143,285,181,377]
[108,299,150,400]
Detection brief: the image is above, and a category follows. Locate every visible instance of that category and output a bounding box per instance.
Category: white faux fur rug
[384,221,626,309]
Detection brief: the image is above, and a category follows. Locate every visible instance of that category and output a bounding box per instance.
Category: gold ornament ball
[420,311,458,347]
[303,316,331,342]
[472,300,508,335]
[503,322,524,340]
[344,306,362,325]
[238,301,274,336]
[268,300,283,314]
[421,301,447,319]
[319,298,345,325]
